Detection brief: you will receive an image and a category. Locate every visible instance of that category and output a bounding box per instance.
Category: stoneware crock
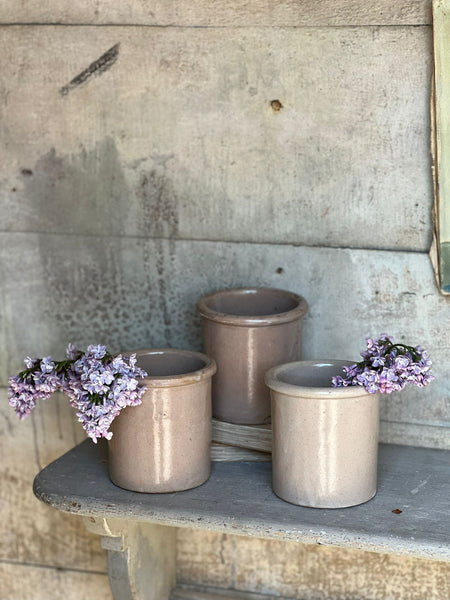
[197,287,308,425]
[265,360,379,508]
[108,348,216,493]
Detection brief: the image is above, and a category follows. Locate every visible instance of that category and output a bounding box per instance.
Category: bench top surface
[33,440,450,561]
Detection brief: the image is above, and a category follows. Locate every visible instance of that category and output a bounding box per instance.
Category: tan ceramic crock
[108,348,216,493]
[197,287,308,425]
[265,360,379,508]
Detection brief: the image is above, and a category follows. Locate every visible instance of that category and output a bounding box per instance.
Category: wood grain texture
[211,443,271,462]
[0,562,112,600]
[0,0,432,26]
[1,234,449,444]
[0,25,433,251]
[176,532,450,600]
[33,440,450,561]
[212,420,272,453]
[0,389,108,571]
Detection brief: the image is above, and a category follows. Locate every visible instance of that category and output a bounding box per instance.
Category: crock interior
[277,362,348,388]
[136,352,206,377]
[206,289,299,316]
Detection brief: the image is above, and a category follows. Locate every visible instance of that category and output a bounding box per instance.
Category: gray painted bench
[33,441,450,599]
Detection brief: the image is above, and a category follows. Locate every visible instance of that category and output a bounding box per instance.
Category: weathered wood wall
[176,530,450,600]
[1,1,449,598]
[0,0,433,26]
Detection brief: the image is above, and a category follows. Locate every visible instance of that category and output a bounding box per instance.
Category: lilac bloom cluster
[8,344,148,442]
[8,356,60,419]
[331,334,435,394]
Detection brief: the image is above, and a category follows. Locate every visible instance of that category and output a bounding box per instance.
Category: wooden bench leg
[83,517,177,600]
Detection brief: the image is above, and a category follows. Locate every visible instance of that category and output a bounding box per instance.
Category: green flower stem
[383,344,420,362]
[19,352,84,381]
[354,343,420,370]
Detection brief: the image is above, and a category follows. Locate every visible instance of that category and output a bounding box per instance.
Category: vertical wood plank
[432,0,450,291]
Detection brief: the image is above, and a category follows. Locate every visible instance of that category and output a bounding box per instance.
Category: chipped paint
[410,475,432,495]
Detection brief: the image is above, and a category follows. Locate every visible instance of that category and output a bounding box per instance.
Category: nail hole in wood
[271,99,283,112]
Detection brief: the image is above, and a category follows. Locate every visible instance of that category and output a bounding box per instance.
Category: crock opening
[136,352,207,377]
[205,289,299,317]
[277,363,348,388]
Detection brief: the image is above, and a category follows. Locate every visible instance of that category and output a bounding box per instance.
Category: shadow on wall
[1,138,189,382]
[7,137,179,239]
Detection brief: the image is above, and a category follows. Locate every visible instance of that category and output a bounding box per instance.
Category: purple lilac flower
[33,370,60,394]
[61,347,148,442]
[66,343,78,360]
[332,335,434,394]
[86,344,107,360]
[40,356,55,373]
[8,375,40,418]
[8,344,148,443]
[24,356,38,369]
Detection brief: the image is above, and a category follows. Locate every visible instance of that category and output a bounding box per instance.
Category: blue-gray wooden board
[34,440,450,561]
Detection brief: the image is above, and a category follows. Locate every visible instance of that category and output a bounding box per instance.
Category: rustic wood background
[1,1,449,598]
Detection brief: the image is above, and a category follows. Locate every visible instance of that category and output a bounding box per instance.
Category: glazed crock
[265,360,379,508]
[197,287,308,425]
[108,348,216,493]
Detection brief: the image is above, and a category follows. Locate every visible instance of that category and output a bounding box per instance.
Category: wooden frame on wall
[432,0,450,293]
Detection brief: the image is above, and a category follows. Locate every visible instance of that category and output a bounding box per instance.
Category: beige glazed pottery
[108,348,216,493]
[265,360,380,508]
[197,287,308,425]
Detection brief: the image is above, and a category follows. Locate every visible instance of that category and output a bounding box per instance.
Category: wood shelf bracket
[83,516,177,600]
